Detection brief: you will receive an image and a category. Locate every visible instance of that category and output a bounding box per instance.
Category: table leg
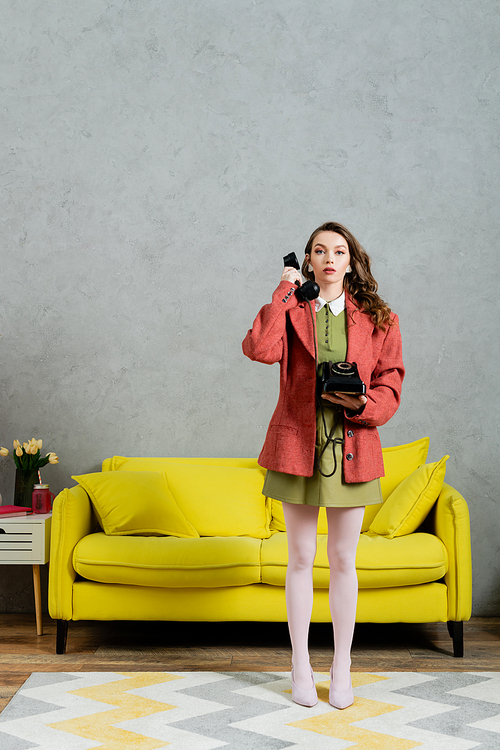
[32,564,43,636]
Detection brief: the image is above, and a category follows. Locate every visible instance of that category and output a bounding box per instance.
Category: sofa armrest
[48,485,95,620]
[427,482,472,622]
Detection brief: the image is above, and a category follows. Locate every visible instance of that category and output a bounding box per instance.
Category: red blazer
[242,281,405,481]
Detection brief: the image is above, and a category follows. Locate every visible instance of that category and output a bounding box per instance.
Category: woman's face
[306,231,351,291]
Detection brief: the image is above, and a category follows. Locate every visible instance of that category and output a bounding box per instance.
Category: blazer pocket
[268,424,300,455]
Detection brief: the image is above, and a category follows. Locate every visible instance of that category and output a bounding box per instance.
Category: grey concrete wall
[1,1,499,615]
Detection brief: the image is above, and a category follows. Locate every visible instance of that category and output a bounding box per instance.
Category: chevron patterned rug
[0,671,499,749]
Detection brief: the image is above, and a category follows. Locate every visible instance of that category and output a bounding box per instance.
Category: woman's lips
[324,268,336,274]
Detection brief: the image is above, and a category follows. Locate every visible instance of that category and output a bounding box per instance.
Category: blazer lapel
[289,303,316,358]
[289,293,373,365]
[345,293,372,374]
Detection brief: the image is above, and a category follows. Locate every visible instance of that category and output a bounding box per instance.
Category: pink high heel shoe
[329,664,354,709]
[291,665,318,707]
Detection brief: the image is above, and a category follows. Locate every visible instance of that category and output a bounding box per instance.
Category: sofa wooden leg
[56,620,68,654]
[447,620,464,657]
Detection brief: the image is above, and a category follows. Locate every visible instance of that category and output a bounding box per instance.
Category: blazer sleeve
[242,280,300,364]
[346,313,405,427]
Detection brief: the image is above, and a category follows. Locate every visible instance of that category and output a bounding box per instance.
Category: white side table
[0,513,52,635]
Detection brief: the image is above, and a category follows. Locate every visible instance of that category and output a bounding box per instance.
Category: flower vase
[14,468,39,508]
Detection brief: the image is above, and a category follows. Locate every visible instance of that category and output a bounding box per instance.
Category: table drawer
[0,520,50,563]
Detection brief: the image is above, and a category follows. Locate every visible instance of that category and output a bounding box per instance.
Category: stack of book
[0,505,32,518]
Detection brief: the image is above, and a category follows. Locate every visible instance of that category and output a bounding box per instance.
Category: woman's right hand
[281,266,302,285]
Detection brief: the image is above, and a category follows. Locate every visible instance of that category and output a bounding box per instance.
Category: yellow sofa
[48,438,472,656]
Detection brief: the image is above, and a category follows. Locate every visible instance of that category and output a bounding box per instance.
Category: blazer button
[347,430,354,438]
[346,453,354,460]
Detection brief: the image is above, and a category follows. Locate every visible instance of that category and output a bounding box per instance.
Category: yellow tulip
[16,446,23,457]
[13,439,21,450]
[0,447,9,457]
[23,442,29,451]
[29,444,39,455]
[36,439,43,450]
[48,453,59,464]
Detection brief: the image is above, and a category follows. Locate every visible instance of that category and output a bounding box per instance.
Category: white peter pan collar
[315,292,346,316]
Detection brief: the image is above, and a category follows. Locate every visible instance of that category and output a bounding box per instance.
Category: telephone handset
[283,252,320,301]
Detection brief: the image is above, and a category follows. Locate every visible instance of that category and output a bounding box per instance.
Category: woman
[242,222,404,709]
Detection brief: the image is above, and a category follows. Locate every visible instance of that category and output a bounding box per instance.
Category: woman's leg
[282,502,319,690]
[326,505,365,691]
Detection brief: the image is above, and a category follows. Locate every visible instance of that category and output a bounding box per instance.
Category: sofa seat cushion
[73,533,262,588]
[261,532,448,589]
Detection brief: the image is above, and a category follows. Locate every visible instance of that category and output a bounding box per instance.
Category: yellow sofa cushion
[107,458,270,539]
[73,533,262,588]
[378,437,430,498]
[369,456,449,538]
[71,471,199,538]
[261,531,448,589]
[362,436,431,531]
[158,464,270,538]
[269,437,431,533]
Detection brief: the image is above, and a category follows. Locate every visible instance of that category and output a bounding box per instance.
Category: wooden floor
[1,615,499,714]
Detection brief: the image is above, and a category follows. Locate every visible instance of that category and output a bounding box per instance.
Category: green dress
[262,304,382,507]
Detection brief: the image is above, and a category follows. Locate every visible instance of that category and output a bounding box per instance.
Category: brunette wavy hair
[301,221,392,330]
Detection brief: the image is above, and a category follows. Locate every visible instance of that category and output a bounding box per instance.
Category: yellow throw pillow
[379,437,430,499]
[72,471,199,538]
[368,455,449,538]
[362,436,431,531]
[161,464,270,538]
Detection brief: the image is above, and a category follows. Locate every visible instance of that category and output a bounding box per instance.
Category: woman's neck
[318,280,344,301]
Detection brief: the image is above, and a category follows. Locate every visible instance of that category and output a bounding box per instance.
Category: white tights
[282,502,365,692]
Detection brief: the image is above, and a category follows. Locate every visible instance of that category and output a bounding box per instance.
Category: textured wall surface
[1,1,499,614]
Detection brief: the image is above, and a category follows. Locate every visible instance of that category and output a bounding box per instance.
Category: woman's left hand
[321,392,367,412]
